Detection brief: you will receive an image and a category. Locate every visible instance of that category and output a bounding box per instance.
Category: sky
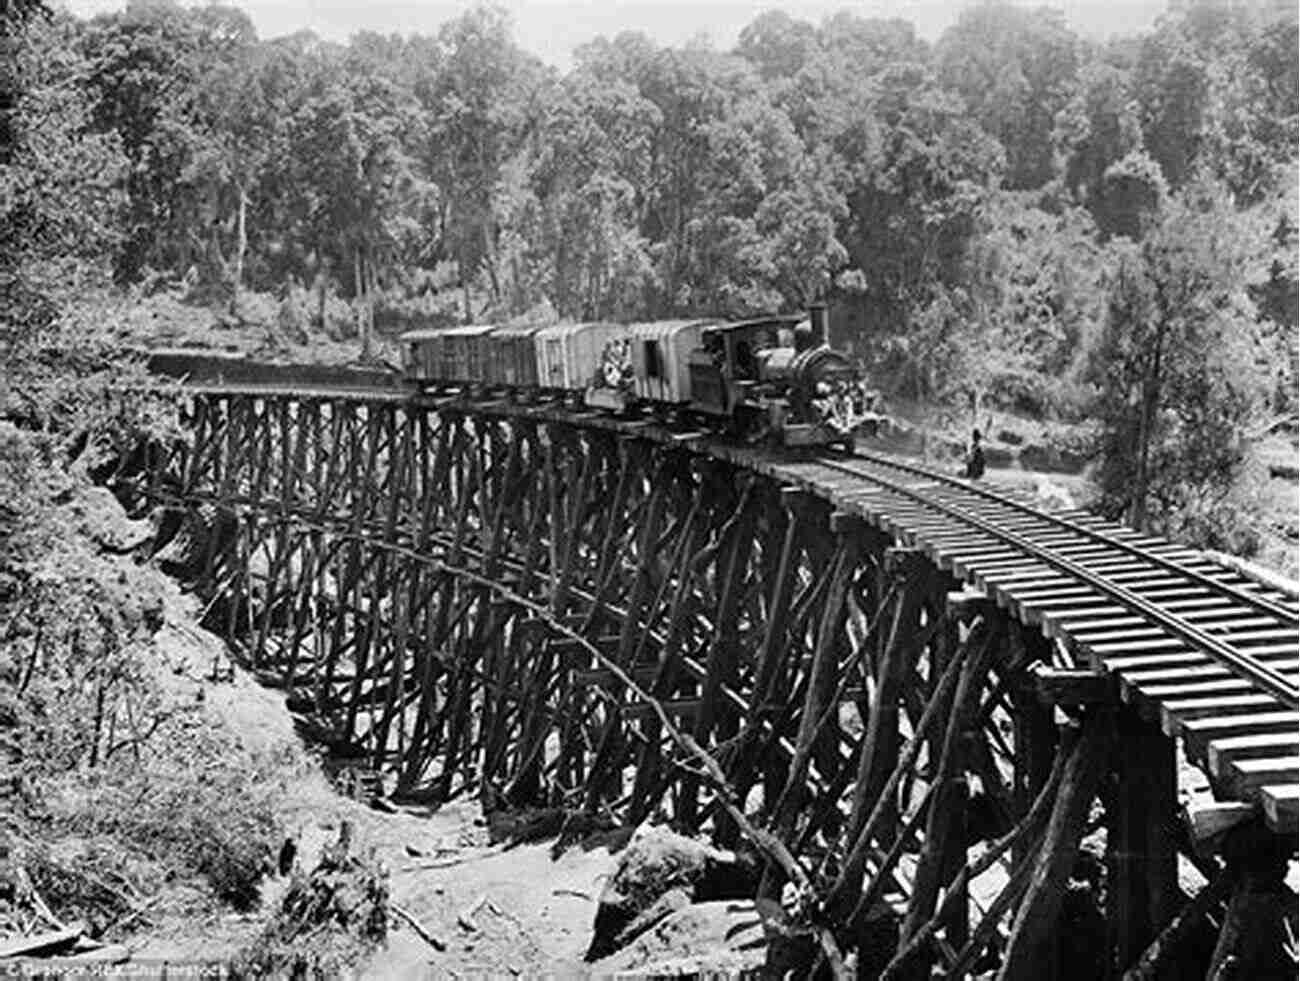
[60,0,1169,69]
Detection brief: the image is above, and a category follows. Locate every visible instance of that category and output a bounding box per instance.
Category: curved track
[816,451,1298,708]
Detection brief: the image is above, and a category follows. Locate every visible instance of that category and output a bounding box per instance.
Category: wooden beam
[1030,663,1114,707]
[1107,707,1180,974]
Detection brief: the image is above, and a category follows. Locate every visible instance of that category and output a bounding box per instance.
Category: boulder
[74,486,152,553]
[585,823,759,961]
[611,886,691,952]
[593,900,767,977]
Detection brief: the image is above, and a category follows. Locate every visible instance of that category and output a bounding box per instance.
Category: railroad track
[162,377,1299,830]
[777,448,1299,831]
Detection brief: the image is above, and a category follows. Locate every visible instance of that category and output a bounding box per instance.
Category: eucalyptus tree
[1,11,126,341]
[1090,177,1275,541]
[936,2,1080,191]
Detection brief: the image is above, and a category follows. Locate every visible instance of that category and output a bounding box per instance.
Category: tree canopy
[3,0,1296,553]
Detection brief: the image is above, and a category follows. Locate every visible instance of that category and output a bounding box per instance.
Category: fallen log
[0,925,84,959]
[391,904,447,952]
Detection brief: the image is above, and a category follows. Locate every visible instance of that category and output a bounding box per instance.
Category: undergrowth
[0,323,291,940]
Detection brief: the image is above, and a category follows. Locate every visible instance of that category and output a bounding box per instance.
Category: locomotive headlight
[815,380,832,396]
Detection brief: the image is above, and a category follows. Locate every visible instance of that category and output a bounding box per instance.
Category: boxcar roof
[399,327,454,341]
[701,315,802,335]
[491,322,549,337]
[535,321,625,340]
[440,323,498,337]
[627,319,715,340]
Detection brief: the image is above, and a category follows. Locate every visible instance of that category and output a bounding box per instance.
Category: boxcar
[401,327,452,385]
[628,321,709,404]
[534,323,627,392]
[440,324,496,385]
[485,323,546,389]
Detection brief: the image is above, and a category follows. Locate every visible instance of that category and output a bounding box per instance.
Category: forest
[2,0,1298,560]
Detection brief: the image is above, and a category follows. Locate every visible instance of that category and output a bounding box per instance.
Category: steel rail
[846,447,1300,625]
[816,456,1299,709]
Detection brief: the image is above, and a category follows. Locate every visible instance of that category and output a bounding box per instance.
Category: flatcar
[399,305,880,448]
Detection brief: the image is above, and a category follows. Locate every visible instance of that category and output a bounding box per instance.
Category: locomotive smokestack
[809,303,828,347]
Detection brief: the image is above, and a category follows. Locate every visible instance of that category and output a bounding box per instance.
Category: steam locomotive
[400,305,881,448]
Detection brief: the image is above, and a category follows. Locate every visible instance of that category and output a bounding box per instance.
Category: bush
[1,381,285,935]
[231,822,388,980]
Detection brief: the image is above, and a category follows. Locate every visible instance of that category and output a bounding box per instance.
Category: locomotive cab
[686,305,879,447]
[687,316,801,417]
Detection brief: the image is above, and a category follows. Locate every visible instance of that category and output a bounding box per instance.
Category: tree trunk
[482,222,501,304]
[316,265,328,332]
[1131,296,1168,532]
[460,256,472,325]
[354,249,365,345]
[362,249,376,362]
[230,184,248,316]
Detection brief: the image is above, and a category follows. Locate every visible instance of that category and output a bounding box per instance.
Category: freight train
[400,305,881,448]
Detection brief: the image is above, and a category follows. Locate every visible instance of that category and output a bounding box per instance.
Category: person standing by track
[964,428,986,480]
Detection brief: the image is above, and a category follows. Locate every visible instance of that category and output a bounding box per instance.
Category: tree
[427,5,546,321]
[1134,5,1298,200]
[1089,177,1273,542]
[753,159,848,309]
[287,47,428,356]
[936,3,1080,189]
[78,1,256,284]
[1052,57,1144,230]
[529,70,659,318]
[734,10,816,83]
[934,192,1110,421]
[837,63,1005,378]
[184,15,276,310]
[1,11,125,344]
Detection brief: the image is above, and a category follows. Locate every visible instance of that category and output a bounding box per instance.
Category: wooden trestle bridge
[124,373,1297,979]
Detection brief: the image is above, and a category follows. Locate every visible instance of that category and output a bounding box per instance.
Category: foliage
[1087,177,1275,543]
[925,192,1111,419]
[0,0,1295,563]
[231,823,388,980]
[0,417,289,924]
[1,11,126,347]
[936,2,1080,190]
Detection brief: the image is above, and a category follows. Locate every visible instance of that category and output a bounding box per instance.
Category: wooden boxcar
[439,324,496,385]
[485,323,546,388]
[534,323,627,392]
[629,321,708,404]
[401,327,451,385]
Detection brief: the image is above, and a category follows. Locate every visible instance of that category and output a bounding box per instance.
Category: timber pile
[0,926,131,966]
[0,844,139,967]
[0,871,132,967]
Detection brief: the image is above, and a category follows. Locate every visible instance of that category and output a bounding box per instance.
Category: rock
[585,823,759,962]
[1031,476,1077,512]
[74,486,153,553]
[983,443,1014,468]
[1268,461,1299,481]
[594,900,767,977]
[611,887,691,952]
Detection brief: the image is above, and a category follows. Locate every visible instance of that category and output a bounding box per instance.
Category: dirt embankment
[2,465,765,977]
